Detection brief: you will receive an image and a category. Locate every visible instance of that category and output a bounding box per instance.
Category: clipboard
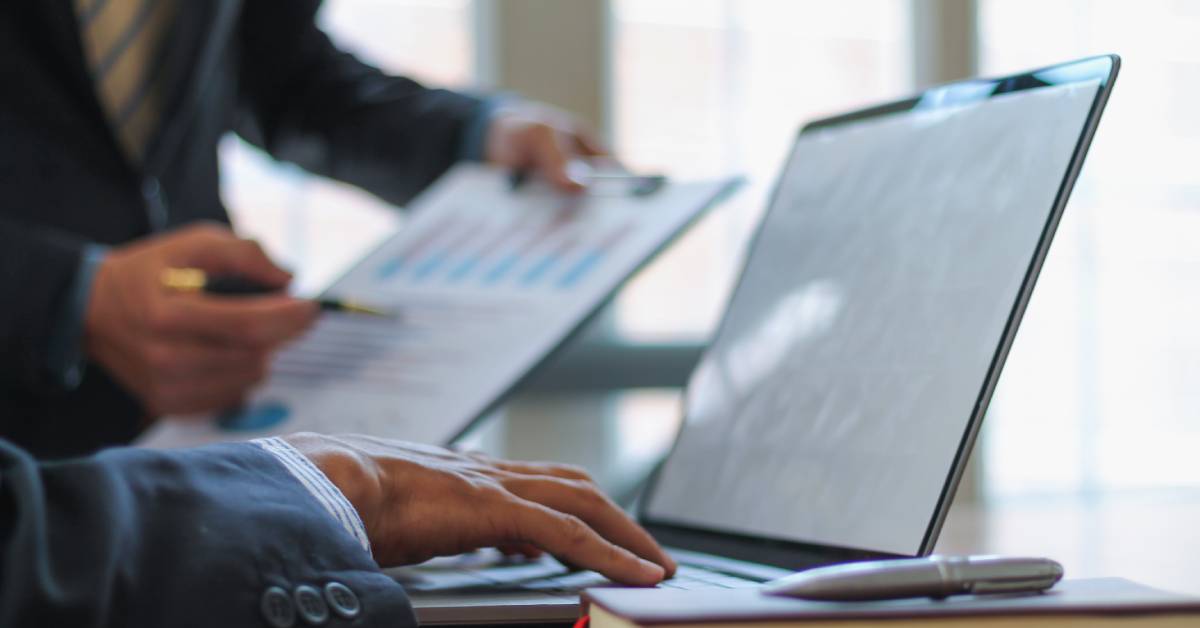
[139,164,741,449]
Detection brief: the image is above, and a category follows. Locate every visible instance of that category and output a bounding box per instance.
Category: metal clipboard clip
[509,162,667,197]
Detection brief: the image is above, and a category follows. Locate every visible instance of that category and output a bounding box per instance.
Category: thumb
[211,238,292,289]
[532,130,586,193]
[180,226,293,290]
[572,126,609,158]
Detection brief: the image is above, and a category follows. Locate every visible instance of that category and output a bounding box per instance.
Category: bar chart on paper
[371,206,636,292]
[140,165,738,448]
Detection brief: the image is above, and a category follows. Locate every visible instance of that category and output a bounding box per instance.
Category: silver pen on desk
[762,555,1064,602]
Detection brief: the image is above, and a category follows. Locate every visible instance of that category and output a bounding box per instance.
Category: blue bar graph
[411,251,451,281]
[375,216,457,281]
[483,253,522,284]
[446,256,482,282]
[521,254,561,285]
[377,256,405,280]
[374,212,631,291]
[558,251,604,288]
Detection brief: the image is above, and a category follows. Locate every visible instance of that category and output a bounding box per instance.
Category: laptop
[391,55,1121,625]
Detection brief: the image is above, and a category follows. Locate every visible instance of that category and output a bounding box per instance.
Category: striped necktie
[74,0,176,162]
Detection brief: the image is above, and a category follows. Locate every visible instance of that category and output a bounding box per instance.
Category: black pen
[161,268,396,318]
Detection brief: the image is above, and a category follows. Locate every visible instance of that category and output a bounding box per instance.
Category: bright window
[611,0,913,341]
[319,0,475,86]
[978,0,1200,496]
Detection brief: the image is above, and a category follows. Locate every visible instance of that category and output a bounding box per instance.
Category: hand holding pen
[160,268,395,318]
[83,224,321,417]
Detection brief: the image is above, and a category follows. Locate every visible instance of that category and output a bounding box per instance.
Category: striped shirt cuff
[253,436,372,556]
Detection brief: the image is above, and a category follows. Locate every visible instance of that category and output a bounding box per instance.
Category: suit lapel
[144,0,242,172]
[31,0,243,174]
[35,0,126,162]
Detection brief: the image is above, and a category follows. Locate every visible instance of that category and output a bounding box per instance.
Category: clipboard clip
[509,162,667,197]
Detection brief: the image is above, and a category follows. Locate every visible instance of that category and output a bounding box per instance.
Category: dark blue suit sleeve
[0,438,416,628]
[0,219,86,392]
[233,0,486,208]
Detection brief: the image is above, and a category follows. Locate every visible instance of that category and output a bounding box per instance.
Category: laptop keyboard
[392,553,763,594]
[517,564,761,594]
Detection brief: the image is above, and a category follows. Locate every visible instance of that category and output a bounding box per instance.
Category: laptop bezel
[636,55,1121,570]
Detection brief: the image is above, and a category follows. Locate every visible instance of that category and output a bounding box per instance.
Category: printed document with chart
[139,165,738,448]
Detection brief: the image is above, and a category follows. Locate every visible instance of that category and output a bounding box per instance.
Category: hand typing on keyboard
[285,433,677,586]
[393,551,761,593]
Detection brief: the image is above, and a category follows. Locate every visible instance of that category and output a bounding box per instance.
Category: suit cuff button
[294,584,330,625]
[324,581,362,619]
[261,586,296,628]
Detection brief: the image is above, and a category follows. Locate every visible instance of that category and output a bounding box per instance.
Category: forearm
[0,438,415,628]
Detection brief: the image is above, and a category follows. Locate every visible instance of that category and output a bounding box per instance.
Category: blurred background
[223,0,1200,590]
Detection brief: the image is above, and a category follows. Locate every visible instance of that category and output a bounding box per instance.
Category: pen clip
[968,577,1059,595]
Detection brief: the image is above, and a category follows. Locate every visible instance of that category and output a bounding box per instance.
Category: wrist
[46,244,108,389]
[80,262,118,378]
[82,251,119,359]
[282,433,383,536]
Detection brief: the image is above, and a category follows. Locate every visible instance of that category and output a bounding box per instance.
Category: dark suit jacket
[0,435,415,627]
[0,1,483,458]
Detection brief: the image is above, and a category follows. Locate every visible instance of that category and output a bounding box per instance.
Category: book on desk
[582,578,1200,628]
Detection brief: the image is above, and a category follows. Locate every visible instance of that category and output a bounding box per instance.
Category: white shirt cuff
[253,436,372,556]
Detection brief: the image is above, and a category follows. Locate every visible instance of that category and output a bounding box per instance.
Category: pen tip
[342,302,397,318]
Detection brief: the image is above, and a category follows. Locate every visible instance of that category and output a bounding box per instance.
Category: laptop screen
[642,62,1112,556]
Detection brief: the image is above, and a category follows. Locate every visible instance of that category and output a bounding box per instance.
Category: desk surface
[937,490,1200,596]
